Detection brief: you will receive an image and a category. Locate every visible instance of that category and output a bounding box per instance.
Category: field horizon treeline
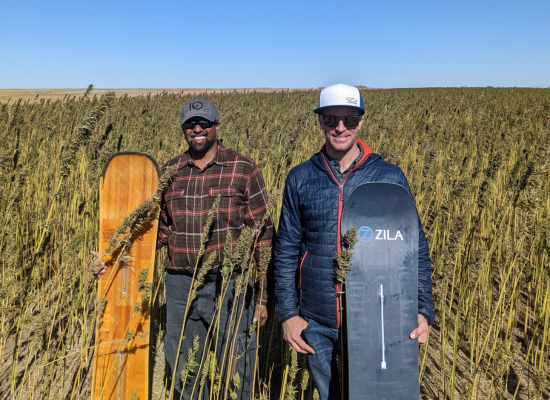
[0,87,549,399]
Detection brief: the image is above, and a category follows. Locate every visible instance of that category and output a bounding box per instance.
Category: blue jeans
[165,271,256,399]
[301,316,342,400]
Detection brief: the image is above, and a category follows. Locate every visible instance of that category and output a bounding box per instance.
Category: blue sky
[1,0,548,88]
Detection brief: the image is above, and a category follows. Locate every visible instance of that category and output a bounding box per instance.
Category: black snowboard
[341,182,419,400]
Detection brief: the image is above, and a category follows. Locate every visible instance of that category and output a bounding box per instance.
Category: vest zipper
[336,184,343,327]
[320,143,372,328]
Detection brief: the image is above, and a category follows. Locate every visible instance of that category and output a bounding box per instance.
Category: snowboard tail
[92,152,159,400]
[341,183,419,400]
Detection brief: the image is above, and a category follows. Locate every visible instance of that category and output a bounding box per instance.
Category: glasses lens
[198,120,213,129]
[343,116,360,129]
[322,116,338,128]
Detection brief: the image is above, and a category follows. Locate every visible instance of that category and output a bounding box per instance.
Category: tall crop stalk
[167,194,221,400]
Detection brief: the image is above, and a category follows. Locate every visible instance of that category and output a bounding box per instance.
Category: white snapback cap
[314,83,365,114]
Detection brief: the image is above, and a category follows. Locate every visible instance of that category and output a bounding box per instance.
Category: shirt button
[195,217,198,220]
[195,194,199,197]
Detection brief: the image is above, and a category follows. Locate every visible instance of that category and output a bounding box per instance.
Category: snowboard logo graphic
[357,226,374,243]
[357,226,404,243]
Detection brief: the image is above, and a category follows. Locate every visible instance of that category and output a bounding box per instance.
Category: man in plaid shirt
[159,97,274,398]
[94,97,274,399]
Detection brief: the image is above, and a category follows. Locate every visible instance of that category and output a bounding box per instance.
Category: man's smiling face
[182,117,219,154]
[318,107,364,155]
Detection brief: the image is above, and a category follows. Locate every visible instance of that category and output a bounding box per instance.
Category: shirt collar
[176,141,229,170]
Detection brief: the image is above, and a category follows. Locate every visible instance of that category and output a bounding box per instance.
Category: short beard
[186,133,214,154]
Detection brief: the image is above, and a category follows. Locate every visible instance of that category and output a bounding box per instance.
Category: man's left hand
[90,250,107,280]
[253,305,274,327]
[409,314,429,345]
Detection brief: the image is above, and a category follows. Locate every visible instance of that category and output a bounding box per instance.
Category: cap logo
[192,101,203,110]
[346,97,357,105]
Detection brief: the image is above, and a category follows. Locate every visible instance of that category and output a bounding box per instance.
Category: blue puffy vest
[274,140,434,329]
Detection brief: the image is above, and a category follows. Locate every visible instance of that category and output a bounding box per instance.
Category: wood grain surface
[92,153,159,400]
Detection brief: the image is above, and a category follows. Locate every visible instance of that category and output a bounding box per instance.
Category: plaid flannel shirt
[157,143,274,302]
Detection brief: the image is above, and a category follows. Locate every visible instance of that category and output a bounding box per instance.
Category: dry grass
[0,87,548,400]
[0,88,307,102]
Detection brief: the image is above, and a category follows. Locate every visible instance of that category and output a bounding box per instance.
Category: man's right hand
[90,250,106,280]
[282,316,315,354]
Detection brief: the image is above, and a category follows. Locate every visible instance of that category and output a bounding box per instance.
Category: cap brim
[313,105,365,115]
[180,111,217,125]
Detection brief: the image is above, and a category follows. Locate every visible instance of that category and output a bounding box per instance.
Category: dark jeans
[302,316,342,400]
[165,270,256,399]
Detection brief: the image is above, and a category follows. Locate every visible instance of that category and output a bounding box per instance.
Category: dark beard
[186,133,214,153]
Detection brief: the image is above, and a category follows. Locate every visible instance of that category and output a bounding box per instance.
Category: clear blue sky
[1,0,548,88]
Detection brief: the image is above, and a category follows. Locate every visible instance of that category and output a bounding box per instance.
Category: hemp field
[0,87,549,399]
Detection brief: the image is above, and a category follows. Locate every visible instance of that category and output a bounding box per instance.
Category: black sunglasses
[182,119,216,130]
[321,115,362,129]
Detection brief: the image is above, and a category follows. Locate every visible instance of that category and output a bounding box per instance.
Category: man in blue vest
[273,83,434,400]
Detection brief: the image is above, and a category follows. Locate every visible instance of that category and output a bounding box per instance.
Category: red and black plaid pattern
[158,143,274,279]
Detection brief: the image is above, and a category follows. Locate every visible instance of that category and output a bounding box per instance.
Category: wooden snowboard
[92,152,160,400]
[341,182,419,400]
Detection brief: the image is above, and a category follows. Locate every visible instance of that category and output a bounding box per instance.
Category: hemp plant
[333,226,358,400]
[168,193,221,400]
